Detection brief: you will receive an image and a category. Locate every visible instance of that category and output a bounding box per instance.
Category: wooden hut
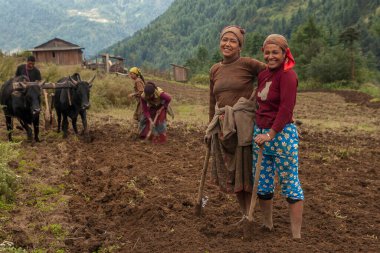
[101,54,126,73]
[170,63,189,82]
[30,38,84,65]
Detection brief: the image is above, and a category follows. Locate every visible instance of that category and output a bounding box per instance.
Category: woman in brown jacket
[205,25,266,221]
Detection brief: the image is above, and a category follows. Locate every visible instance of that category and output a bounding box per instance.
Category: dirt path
[1,87,379,252]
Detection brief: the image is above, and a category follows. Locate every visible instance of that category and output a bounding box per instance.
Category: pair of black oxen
[0,73,95,142]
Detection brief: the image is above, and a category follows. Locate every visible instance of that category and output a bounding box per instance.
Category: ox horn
[38,80,46,87]
[88,74,96,85]
[69,76,78,86]
[20,81,27,89]
[12,81,25,90]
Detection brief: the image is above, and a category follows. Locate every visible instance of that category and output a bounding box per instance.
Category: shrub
[189,74,209,85]
[0,142,19,202]
[43,64,60,82]
[0,55,17,82]
[307,47,351,83]
[359,83,380,98]
[91,73,134,110]
[356,67,380,84]
[298,80,322,91]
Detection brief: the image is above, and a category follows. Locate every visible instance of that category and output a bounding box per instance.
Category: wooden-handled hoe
[247,147,263,222]
[146,108,162,140]
[194,145,211,216]
[43,89,51,130]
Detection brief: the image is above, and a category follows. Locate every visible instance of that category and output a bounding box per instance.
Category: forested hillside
[108,0,380,83]
[0,0,174,56]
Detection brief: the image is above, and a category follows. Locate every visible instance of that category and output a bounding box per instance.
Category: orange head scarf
[262,34,295,72]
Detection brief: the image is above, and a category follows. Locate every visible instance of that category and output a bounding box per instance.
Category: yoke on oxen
[11,80,74,130]
[1,74,95,141]
[0,77,76,141]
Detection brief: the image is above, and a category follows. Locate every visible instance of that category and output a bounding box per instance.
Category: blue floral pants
[252,124,304,200]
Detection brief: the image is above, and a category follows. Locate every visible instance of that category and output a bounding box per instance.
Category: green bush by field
[0,142,19,203]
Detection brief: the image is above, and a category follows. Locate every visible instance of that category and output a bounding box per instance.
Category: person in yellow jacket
[128,67,146,121]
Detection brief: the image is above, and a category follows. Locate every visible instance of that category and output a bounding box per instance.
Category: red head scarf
[262,34,295,72]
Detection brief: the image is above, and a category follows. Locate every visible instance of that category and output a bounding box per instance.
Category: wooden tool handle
[248,147,263,221]
[194,146,211,216]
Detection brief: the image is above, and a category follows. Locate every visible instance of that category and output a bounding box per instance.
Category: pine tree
[290,17,327,79]
[339,26,360,80]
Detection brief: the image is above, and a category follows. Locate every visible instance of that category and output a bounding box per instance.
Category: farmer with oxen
[15,55,41,82]
[0,55,44,142]
[128,67,145,121]
[253,34,304,238]
[204,25,266,220]
[139,81,171,143]
[0,75,42,142]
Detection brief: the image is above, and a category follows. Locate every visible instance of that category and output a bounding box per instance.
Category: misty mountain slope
[0,0,174,56]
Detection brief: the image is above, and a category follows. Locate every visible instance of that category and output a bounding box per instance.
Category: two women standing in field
[206,26,304,238]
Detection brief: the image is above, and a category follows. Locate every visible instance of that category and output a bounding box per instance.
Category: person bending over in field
[139,82,171,143]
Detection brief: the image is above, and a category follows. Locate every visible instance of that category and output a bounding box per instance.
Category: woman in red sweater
[139,82,171,143]
[253,34,304,238]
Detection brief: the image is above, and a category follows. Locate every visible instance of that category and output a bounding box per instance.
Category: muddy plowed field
[1,83,379,252]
